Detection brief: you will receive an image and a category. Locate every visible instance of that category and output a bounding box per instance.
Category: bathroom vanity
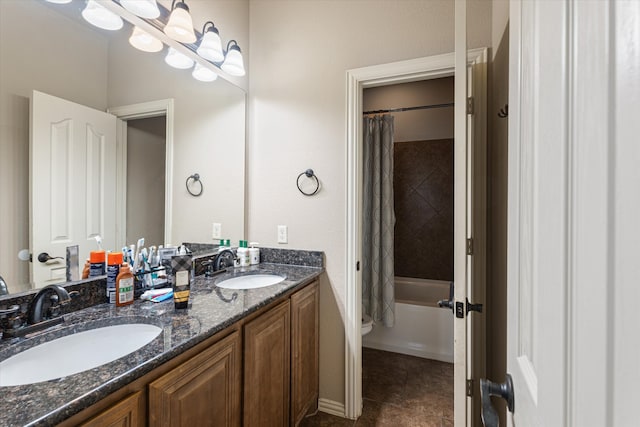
[0,252,322,427]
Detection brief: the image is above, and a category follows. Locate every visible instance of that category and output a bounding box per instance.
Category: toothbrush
[133,238,144,270]
[129,245,135,266]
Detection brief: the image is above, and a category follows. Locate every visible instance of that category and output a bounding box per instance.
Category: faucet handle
[0,305,20,316]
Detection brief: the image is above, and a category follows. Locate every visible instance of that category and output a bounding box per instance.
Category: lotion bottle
[116,262,135,307]
[249,242,260,265]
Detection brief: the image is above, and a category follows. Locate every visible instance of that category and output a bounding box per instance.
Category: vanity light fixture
[129,26,163,53]
[45,0,72,3]
[192,63,218,82]
[81,0,124,31]
[165,47,194,69]
[220,40,246,77]
[120,0,160,19]
[164,0,196,44]
[196,21,224,63]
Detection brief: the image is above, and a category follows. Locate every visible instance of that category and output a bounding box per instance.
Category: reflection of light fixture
[197,22,224,63]
[192,63,218,82]
[165,47,194,69]
[221,40,245,76]
[81,0,124,31]
[120,0,160,19]
[164,0,196,44]
[129,26,163,53]
[45,0,72,3]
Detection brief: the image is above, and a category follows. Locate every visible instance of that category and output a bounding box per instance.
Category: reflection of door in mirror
[30,91,117,288]
[125,117,166,249]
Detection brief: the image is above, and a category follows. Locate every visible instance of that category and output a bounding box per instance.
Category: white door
[503,1,640,426]
[30,91,117,287]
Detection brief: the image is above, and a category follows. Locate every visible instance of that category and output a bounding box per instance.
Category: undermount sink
[0,323,162,387]
[217,274,285,290]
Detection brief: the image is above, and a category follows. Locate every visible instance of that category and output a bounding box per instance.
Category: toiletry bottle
[116,262,135,306]
[249,242,260,265]
[89,250,106,277]
[106,252,123,304]
[81,258,90,279]
[238,240,250,267]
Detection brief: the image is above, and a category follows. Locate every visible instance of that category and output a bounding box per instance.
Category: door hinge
[466,238,474,255]
[356,261,360,271]
[467,97,474,115]
[467,379,474,397]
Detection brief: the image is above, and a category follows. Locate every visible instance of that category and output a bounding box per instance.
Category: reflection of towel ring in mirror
[186,173,203,197]
[296,169,320,196]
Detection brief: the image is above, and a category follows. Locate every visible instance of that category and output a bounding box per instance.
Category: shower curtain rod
[363,102,454,115]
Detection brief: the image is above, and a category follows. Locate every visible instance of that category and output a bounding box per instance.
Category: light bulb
[221,42,245,77]
[120,0,160,19]
[164,2,196,44]
[129,26,163,53]
[192,63,218,82]
[81,0,123,31]
[165,47,194,69]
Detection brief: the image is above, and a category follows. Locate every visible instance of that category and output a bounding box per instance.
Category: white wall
[248,0,491,407]
[0,0,109,292]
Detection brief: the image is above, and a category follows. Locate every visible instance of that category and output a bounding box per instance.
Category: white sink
[0,323,162,387]
[217,274,285,290]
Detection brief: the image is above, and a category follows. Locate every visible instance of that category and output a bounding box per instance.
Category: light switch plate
[277,225,288,244]
[212,223,222,239]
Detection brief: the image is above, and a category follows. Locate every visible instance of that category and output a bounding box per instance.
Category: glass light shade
[163,2,196,44]
[165,47,194,69]
[129,27,163,53]
[45,0,72,3]
[120,0,160,19]
[197,30,224,63]
[81,0,123,31]
[221,45,245,77]
[192,63,218,82]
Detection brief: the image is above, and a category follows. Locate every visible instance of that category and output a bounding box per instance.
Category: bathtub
[362,277,454,363]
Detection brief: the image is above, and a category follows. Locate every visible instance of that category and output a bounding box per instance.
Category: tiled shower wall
[393,139,454,281]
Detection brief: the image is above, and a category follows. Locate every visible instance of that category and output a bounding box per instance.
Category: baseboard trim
[318,398,346,418]
[363,342,454,364]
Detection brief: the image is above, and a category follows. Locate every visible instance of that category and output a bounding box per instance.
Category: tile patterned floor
[301,348,453,426]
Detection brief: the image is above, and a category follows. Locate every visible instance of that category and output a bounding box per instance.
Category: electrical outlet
[277,225,288,244]
[212,223,222,239]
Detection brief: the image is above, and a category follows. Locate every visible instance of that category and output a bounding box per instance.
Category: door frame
[107,99,174,248]
[344,48,487,420]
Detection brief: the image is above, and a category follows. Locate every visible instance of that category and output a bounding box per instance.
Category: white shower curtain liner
[362,114,395,327]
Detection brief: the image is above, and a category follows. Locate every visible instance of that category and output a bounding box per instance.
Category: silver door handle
[480,374,514,427]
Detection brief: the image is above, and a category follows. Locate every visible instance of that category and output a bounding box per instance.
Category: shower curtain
[362,115,396,327]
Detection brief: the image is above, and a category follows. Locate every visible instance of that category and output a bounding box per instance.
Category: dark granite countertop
[0,263,323,427]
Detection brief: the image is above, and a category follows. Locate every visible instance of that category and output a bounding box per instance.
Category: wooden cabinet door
[290,281,319,426]
[244,300,291,427]
[80,391,142,427]
[149,331,241,427]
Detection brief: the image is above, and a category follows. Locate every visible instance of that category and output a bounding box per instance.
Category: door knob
[480,374,514,427]
[37,252,63,263]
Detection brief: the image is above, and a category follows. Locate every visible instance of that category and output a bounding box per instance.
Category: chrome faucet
[28,284,72,324]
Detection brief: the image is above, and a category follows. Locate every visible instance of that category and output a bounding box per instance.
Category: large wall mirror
[0,0,246,294]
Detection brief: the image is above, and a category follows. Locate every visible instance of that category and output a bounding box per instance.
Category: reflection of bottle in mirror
[249,242,260,265]
[82,259,90,279]
[107,252,123,304]
[89,250,106,277]
[116,263,134,307]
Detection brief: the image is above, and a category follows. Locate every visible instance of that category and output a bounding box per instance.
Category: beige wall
[0,0,109,292]
[363,78,454,142]
[487,0,509,424]
[248,0,491,406]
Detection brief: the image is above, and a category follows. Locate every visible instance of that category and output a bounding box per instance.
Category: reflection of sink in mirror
[0,324,162,387]
[217,274,285,290]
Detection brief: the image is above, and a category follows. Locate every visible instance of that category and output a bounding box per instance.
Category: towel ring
[296,169,320,196]
[186,173,203,197]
